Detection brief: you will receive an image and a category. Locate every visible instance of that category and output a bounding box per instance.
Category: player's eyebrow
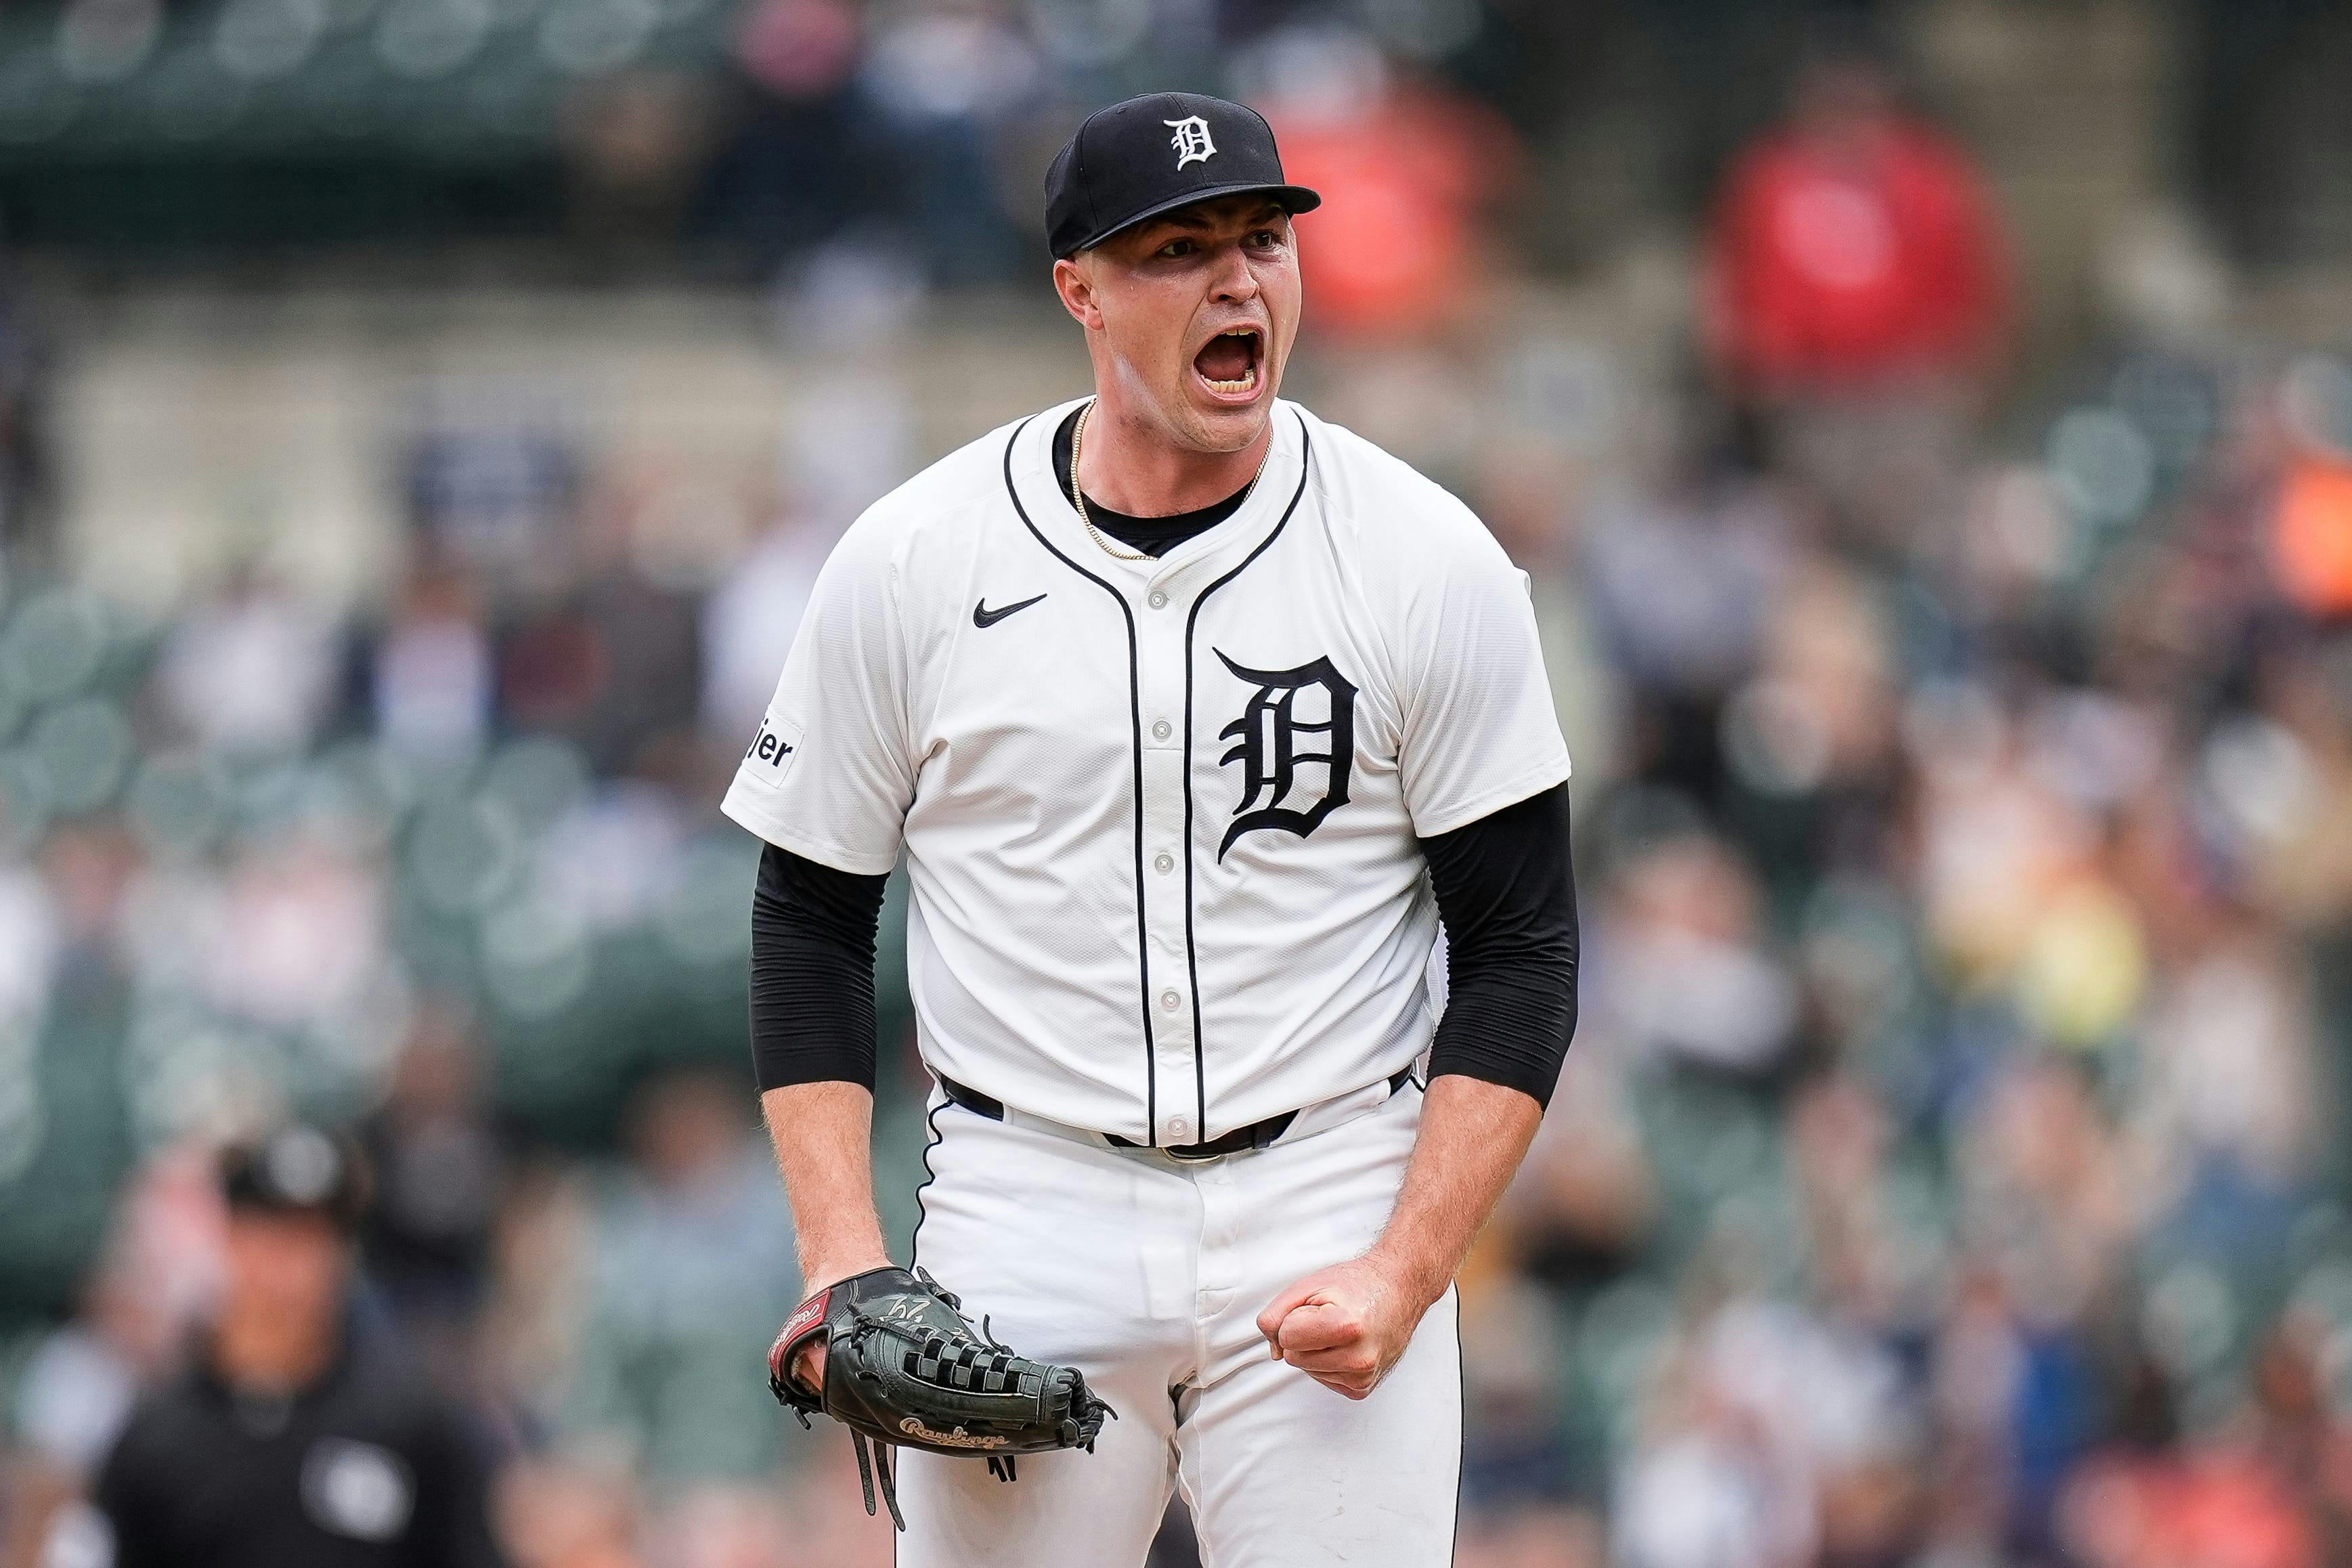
[1138,202,1289,245]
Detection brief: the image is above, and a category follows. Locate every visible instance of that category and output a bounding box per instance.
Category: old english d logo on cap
[1165,116,1216,169]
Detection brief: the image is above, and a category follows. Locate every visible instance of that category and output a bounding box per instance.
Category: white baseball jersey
[722,396,1570,1146]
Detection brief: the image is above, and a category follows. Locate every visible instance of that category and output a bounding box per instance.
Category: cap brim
[1062,181,1322,259]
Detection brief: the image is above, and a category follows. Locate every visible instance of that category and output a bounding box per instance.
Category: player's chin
[1179,379,1273,449]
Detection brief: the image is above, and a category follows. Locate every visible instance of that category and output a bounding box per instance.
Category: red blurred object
[1269,84,1519,339]
[2064,1452,2318,1568]
[735,0,860,100]
[1703,73,2009,395]
[2270,454,2352,617]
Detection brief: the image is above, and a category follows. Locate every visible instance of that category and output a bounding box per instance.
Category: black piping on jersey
[898,1087,949,1568]
[999,416,1159,1145]
[1449,1290,1465,1565]
[907,1089,949,1278]
[1181,412,1313,1141]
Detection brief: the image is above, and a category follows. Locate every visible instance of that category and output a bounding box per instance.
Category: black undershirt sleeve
[749,843,890,1092]
[1419,783,1580,1107]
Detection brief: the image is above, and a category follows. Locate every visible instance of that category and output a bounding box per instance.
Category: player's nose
[1206,242,1259,305]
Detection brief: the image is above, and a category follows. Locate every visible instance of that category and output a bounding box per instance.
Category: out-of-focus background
[3,0,2352,1564]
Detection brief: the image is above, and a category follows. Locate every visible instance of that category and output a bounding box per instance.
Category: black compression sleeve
[1420,783,1580,1106]
[749,843,890,1092]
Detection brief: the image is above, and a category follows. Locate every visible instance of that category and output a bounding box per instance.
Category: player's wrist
[1362,1239,1454,1314]
[798,1244,895,1295]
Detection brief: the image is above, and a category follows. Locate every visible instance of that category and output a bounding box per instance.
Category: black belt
[937,1068,1414,1161]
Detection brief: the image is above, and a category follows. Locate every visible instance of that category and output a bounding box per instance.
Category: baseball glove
[766,1265,1114,1529]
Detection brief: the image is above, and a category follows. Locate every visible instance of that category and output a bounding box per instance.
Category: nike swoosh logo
[973,593,1047,628]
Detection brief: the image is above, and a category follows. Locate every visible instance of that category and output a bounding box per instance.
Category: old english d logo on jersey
[1215,650,1356,859]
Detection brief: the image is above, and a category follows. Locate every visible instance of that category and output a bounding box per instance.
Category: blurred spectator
[202,821,387,1035]
[572,564,703,781]
[367,554,496,760]
[362,1004,507,1382]
[855,6,1037,286]
[10,1143,225,1484]
[699,0,892,280]
[497,1456,645,1568]
[406,407,580,592]
[1460,1268,1581,1519]
[1259,41,1523,338]
[87,1126,505,1567]
[155,565,338,758]
[1582,448,1790,797]
[1701,39,2010,546]
[1504,1042,1657,1297]
[0,854,57,1030]
[1473,450,1626,789]
[535,781,689,934]
[1456,1503,1603,1568]
[699,511,831,747]
[2271,451,2352,619]
[559,1068,796,1488]
[1703,43,2009,401]
[14,1276,147,1481]
[561,73,722,248]
[0,261,50,567]
[1594,830,1798,1078]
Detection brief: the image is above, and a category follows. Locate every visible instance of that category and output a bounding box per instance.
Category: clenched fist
[1256,1253,1438,1400]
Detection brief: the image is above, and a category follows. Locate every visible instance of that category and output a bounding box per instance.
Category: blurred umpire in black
[92,1125,506,1567]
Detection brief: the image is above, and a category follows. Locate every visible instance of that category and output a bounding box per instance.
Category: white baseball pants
[894,1079,1462,1567]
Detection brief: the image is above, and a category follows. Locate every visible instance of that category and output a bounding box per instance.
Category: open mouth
[1193,326,1263,399]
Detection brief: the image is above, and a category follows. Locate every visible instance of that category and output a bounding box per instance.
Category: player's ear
[1052,255,1102,331]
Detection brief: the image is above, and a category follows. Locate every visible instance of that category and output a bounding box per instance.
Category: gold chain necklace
[1068,399,1269,563]
[1069,400,1150,561]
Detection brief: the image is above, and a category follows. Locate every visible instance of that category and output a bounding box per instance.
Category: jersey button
[1151,719,1172,741]
[1169,1116,1192,1139]
[1148,590,1169,609]
[1160,989,1181,1012]
[1154,852,1175,875]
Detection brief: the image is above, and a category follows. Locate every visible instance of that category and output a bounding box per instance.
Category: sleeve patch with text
[744,716,804,781]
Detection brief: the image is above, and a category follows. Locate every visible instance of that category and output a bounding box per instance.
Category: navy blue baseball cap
[1045,91,1321,260]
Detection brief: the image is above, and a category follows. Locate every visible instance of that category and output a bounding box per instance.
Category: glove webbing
[907,1327,1024,1393]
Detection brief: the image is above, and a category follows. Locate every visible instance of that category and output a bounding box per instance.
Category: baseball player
[729,91,1580,1566]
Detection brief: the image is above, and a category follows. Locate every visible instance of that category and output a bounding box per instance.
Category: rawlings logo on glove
[766,1265,1114,1529]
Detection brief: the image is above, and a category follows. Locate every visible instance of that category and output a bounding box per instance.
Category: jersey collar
[1005,397,1309,591]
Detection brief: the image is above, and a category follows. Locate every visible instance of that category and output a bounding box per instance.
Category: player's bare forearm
[1257,1074,1542,1398]
[760,1081,894,1290]
[1368,1074,1544,1302]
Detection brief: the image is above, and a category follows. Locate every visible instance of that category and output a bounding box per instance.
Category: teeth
[1201,327,1260,395]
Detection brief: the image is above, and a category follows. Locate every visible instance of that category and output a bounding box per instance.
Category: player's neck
[1074,396,1271,519]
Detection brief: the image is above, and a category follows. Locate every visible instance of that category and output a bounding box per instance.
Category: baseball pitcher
[728,91,1580,1567]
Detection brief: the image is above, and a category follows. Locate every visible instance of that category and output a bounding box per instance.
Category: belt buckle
[1160,1141,1225,1164]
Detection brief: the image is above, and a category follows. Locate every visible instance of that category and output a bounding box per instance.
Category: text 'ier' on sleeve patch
[745,715,806,783]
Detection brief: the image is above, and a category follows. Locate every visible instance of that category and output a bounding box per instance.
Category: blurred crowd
[1448,51,2352,1568]
[3,7,2352,1568]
